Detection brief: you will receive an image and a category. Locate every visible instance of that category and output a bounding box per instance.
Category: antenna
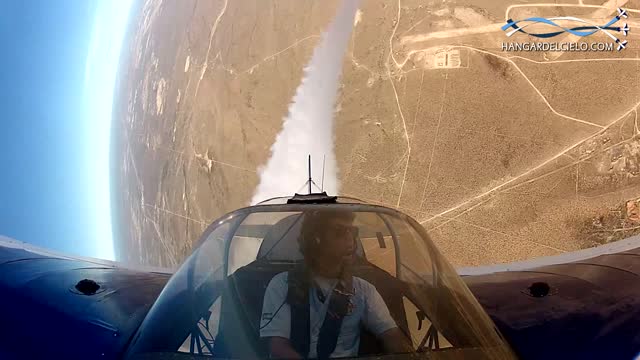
[308,155,312,195]
[298,154,322,194]
[321,155,326,192]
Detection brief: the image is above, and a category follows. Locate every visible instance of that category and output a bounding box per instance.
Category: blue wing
[462,235,640,360]
[0,236,173,360]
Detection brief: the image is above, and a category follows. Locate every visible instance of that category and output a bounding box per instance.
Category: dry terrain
[112,0,640,268]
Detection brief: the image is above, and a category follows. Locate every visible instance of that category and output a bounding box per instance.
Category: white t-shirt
[260,272,397,358]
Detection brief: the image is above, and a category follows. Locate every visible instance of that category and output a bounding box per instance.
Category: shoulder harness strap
[287,265,310,357]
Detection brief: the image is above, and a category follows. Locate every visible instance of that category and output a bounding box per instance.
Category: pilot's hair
[299,209,356,259]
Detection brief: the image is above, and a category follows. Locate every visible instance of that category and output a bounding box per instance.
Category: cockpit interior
[125,195,516,360]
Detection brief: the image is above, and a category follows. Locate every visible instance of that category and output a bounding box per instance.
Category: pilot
[259,209,412,359]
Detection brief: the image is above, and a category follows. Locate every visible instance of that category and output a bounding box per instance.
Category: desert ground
[112,0,640,268]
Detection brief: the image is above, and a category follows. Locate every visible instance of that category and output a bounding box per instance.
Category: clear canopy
[125,200,516,359]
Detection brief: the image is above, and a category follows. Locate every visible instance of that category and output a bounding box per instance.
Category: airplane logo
[617,39,628,51]
[502,8,631,51]
[617,8,628,19]
[621,23,630,36]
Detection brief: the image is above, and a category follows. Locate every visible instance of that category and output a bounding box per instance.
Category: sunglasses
[322,224,359,239]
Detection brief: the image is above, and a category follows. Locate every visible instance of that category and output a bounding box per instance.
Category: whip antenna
[321,155,326,192]
[308,155,312,195]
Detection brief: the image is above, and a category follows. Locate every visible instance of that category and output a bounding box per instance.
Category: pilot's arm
[362,284,414,354]
[260,273,303,359]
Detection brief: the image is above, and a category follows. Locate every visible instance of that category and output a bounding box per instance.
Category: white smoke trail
[251,0,360,204]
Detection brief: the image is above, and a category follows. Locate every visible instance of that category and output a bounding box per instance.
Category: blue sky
[0,0,135,260]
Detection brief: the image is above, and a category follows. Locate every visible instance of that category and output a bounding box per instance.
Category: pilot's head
[300,209,358,272]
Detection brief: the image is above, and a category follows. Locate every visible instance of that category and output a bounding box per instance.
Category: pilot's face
[318,216,357,264]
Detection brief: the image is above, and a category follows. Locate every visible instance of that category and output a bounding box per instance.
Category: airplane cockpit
[124,194,516,360]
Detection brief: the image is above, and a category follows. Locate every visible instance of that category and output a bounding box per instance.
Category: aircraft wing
[0,236,173,360]
[462,235,640,360]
